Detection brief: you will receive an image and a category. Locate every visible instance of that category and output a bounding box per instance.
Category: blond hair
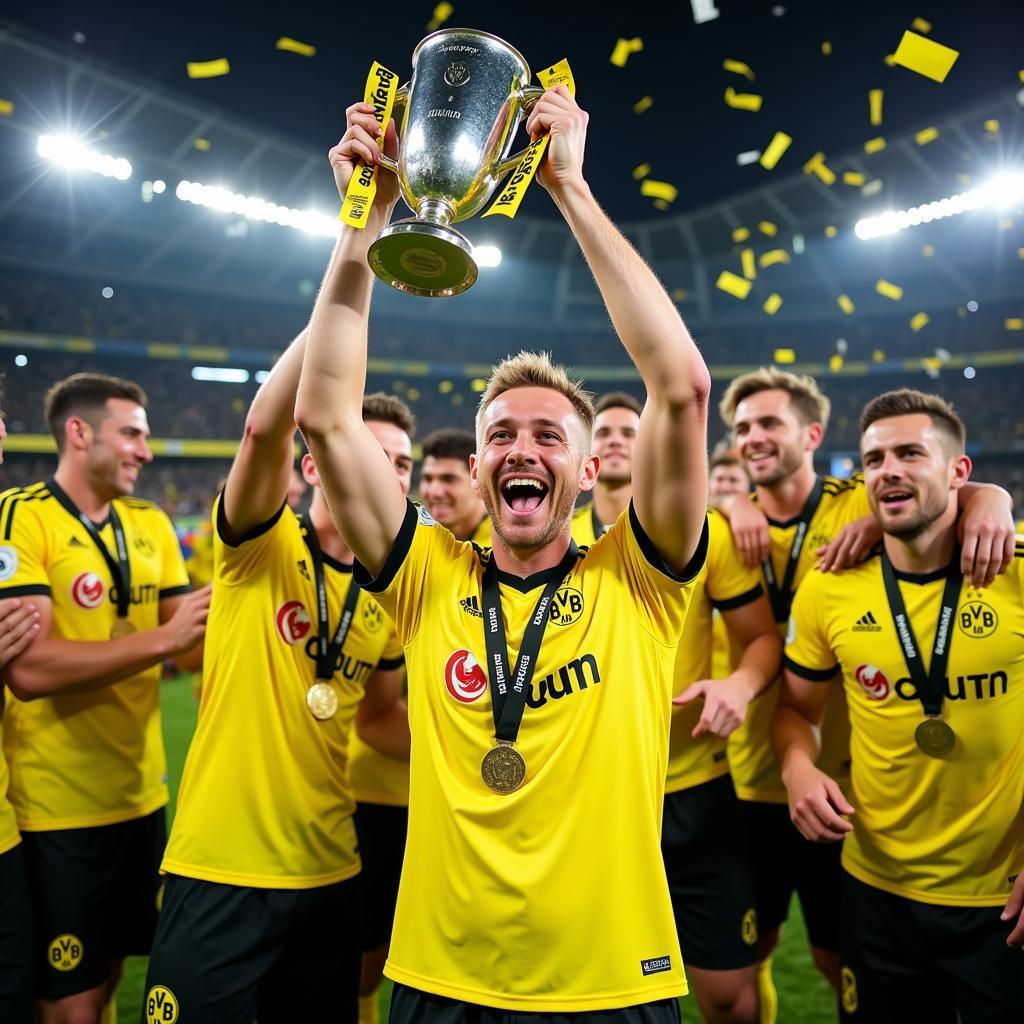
[719,367,831,430]
[475,351,595,450]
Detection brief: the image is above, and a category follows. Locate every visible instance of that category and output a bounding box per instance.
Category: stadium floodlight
[254,370,271,384]
[191,366,250,383]
[175,180,339,239]
[475,245,502,268]
[855,172,1024,240]
[36,134,133,181]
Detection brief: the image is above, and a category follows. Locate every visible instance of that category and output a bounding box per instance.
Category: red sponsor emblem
[70,572,105,609]
[275,601,312,645]
[855,664,890,701]
[444,649,487,703]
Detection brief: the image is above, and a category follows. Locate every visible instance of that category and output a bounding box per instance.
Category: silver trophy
[370,29,546,297]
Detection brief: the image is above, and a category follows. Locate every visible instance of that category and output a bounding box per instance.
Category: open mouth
[880,489,913,508]
[746,450,775,466]
[501,476,549,516]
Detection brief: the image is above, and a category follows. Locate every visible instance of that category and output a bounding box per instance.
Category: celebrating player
[418,429,491,545]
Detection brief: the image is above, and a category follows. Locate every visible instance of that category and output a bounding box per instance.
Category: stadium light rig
[37,134,133,181]
[475,245,502,268]
[855,173,1024,240]
[176,180,339,238]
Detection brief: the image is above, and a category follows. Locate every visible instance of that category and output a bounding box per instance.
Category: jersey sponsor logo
[526,654,601,709]
[48,933,83,972]
[855,664,890,700]
[840,966,858,1014]
[459,595,484,618]
[852,610,882,632]
[444,649,487,703]
[640,955,672,976]
[110,583,160,607]
[958,599,998,639]
[549,586,584,626]
[145,985,179,1023]
[741,907,758,946]
[70,572,106,609]
[275,600,313,645]
[361,599,384,634]
[895,671,1008,703]
[0,545,17,581]
[417,504,436,527]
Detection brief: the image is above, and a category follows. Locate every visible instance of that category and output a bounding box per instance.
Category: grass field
[117,675,838,1023]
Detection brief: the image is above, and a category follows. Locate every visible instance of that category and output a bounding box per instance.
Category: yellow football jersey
[728,475,868,803]
[709,612,731,679]
[667,510,763,793]
[785,546,1024,906]
[570,502,606,547]
[163,499,403,888]
[186,521,215,588]
[0,480,190,830]
[359,501,707,1011]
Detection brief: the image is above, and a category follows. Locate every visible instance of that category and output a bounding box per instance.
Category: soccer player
[571,390,642,545]
[142,332,411,1024]
[286,464,308,509]
[708,452,750,501]
[0,373,209,1024]
[296,88,709,1020]
[419,428,491,545]
[777,388,1024,1022]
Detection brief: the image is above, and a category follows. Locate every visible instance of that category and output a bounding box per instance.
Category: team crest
[145,985,180,1024]
[70,572,105,609]
[444,649,487,703]
[549,586,584,626]
[361,599,384,634]
[133,536,156,557]
[855,664,890,701]
[275,601,312,645]
[841,966,858,1014]
[740,908,758,946]
[0,545,17,581]
[958,599,998,639]
[48,934,83,972]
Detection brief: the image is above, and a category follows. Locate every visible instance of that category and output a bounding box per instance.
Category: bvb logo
[362,599,384,634]
[841,966,858,1014]
[740,908,758,946]
[146,985,179,1024]
[957,599,998,639]
[48,934,83,972]
[549,586,584,626]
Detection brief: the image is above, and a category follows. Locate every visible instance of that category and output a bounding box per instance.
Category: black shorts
[0,843,32,1022]
[142,872,361,1024]
[21,808,166,999]
[740,799,840,953]
[661,774,759,970]
[839,870,1024,1024]
[388,984,682,1024]
[353,802,408,952]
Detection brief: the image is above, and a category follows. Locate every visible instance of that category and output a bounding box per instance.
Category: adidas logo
[459,595,483,618]
[69,536,87,549]
[853,611,882,632]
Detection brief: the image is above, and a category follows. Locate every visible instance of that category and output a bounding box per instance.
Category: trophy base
[368,220,478,298]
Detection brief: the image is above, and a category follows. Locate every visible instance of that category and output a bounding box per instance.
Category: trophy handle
[377,83,410,174]
[493,85,547,178]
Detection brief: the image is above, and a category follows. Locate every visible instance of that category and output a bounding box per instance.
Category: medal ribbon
[763,476,824,623]
[48,477,131,620]
[300,516,362,681]
[591,505,604,543]
[880,550,962,717]
[480,542,579,743]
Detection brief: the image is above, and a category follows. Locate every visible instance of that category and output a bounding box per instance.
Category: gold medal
[481,742,526,794]
[306,681,338,720]
[915,718,955,757]
[110,618,136,639]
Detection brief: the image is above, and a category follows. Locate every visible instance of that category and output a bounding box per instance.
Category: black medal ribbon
[300,516,361,681]
[48,477,131,620]
[880,549,962,718]
[763,476,825,623]
[591,505,604,543]
[481,542,579,744]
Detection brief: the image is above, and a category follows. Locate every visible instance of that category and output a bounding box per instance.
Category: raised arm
[294,105,406,576]
[530,87,710,574]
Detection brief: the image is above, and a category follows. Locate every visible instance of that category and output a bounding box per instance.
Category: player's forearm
[729,631,782,699]
[772,701,823,786]
[355,701,410,760]
[245,329,310,443]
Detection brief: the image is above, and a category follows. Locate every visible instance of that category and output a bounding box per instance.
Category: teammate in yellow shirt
[143,332,411,1024]
[0,373,208,1024]
[297,89,710,1020]
[777,388,1024,1022]
[419,429,492,546]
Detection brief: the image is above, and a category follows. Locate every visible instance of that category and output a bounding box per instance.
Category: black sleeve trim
[712,582,764,611]
[216,489,287,549]
[0,584,51,599]
[628,501,709,584]
[354,501,418,594]
[376,654,406,671]
[784,655,839,682]
[159,585,193,600]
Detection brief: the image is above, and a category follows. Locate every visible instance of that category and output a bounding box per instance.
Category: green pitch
[119,675,837,1023]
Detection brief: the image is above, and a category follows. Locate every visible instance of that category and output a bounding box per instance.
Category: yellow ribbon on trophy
[339,62,401,229]
[482,59,575,220]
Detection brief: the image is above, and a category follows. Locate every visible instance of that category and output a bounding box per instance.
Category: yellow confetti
[760,249,791,268]
[876,279,904,301]
[723,59,756,81]
[838,294,855,315]
[732,227,751,243]
[610,38,644,67]
[915,126,939,145]
[1020,69,1024,83]
[632,163,651,180]
[724,87,763,112]
[910,312,930,332]
[984,118,1000,133]
[774,348,796,364]
[923,244,935,257]
[0,98,12,116]
[843,171,866,186]
[869,89,884,126]
[821,41,832,56]
[872,350,886,363]
[1006,318,1024,330]
[892,30,959,83]
[825,225,838,238]
[193,138,211,151]
[803,151,836,185]
[633,95,654,114]
[186,58,230,79]
[741,249,757,280]
[716,271,752,300]
[759,131,792,170]
[426,2,454,30]
[672,288,688,301]
[911,17,932,33]
[864,137,886,154]
[763,293,783,315]
[654,200,669,210]
[758,220,778,237]
[829,354,844,372]
[641,179,678,203]
[862,179,884,196]
[275,37,316,57]
[884,53,896,67]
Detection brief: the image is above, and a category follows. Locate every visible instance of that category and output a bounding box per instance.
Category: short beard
[481,483,577,555]
[748,444,803,487]
[881,503,946,541]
